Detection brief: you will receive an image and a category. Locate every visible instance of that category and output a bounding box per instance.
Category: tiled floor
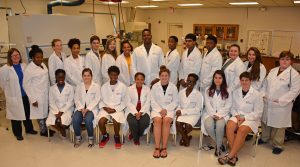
[0,108,300,167]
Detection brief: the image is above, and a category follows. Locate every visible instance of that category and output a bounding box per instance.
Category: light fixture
[101,1,129,5]
[229,2,259,5]
[135,5,159,8]
[177,4,203,7]
[294,1,300,4]
[151,0,168,1]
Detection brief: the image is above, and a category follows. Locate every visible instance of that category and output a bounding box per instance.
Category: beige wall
[134,7,300,54]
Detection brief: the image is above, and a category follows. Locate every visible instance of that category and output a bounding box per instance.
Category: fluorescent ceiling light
[102,1,129,5]
[229,2,259,5]
[294,1,300,4]
[135,5,159,8]
[152,0,168,1]
[177,4,203,7]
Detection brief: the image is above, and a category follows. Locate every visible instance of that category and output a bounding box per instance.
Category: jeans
[73,111,94,138]
[127,113,150,141]
[204,116,226,150]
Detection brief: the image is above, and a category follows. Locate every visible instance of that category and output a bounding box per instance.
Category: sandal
[160,148,168,158]
[88,138,94,148]
[74,138,81,148]
[218,155,234,165]
[153,148,160,158]
[228,156,238,166]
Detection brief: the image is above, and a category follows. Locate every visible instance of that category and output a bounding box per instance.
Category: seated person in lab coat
[260,51,300,155]
[218,72,263,166]
[165,36,180,86]
[97,66,128,149]
[0,48,37,141]
[176,73,202,147]
[48,39,66,86]
[64,38,85,87]
[201,70,232,156]
[23,45,54,137]
[73,68,101,148]
[244,47,266,91]
[151,66,179,158]
[126,72,150,145]
[46,69,74,138]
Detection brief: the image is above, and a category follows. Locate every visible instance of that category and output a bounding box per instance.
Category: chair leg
[47,126,50,142]
[172,134,177,146]
[199,130,203,149]
[147,131,150,145]
[253,133,260,157]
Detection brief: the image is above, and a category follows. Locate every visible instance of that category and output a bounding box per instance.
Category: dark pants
[11,96,34,137]
[127,113,150,141]
[73,111,94,137]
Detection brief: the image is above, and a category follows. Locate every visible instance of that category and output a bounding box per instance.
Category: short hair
[229,44,241,53]
[82,68,93,76]
[7,48,22,66]
[159,65,170,75]
[169,36,178,43]
[68,38,81,49]
[239,71,251,80]
[29,45,43,59]
[55,69,66,76]
[206,35,217,44]
[51,39,62,47]
[121,40,133,53]
[90,35,100,44]
[185,33,196,41]
[108,65,120,75]
[134,72,145,79]
[279,51,294,60]
[187,73,199,82]
[142,29,151,35]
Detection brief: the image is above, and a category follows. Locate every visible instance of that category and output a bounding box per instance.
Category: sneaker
[272,147,283,155]
[99,133,110,148]
[26,130,38,135]
[258,139,267,145]
[74,137,82,148]
[88,138,94,148]
[134,140,140,146]
[114,135,122,149]
[16,136,24,141]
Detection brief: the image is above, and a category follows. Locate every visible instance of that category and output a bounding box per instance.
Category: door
[168,23,183,55]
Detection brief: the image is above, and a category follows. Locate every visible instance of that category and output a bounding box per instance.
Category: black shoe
[16,136,24,141]
[49,129,56,136]
[26,130,38,135]
[40,131,54,137]
[245,135,253,141]
[220,145,226,152]
[258,139,267,145]
[272,147,283,155]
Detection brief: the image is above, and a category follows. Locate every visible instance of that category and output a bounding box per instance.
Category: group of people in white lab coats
[1,28,300,164]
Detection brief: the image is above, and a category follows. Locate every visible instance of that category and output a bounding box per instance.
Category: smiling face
[135,74,145,88]
[142,31,152,44]
[214,73,223,88]
[168,38,177,50]
[247,50,256,64]
[206,39,216,52]
[109,71,119,85]
[160,71,170,85]
[122,43,132,56]
[71,44,80,57]
[186,76,196,89]
[240,77,251,91]
[91,40,100,51]
[11,51,21,65]
[108,40,116,52]
[53,40,62,54]
[279,56,292,70]
[229,46,239,60]
[33,52,43,66]
[82,71,92,84]
[56,72,65,86]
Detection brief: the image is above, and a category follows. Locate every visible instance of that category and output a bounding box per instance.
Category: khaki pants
[261,122,286,149]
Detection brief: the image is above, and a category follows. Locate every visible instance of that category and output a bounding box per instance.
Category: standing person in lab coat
[131,29,164,87]
[199,35,222,94]
[101,38,118,84]
[218,72,263,166]
[64,38,85,87]
[73,68,101,148]
[0,48,37,141]
[116,40,133,86]
[97,66,128,149]
[23,45,54,137]
[179,33,202,90]
[176,73,202,147]
[244,47,266,91]
[165,36,180,85]
[260,51,300,154]
[48,39,67,86]
[46,69,74,138]
[221,44,245,92]
[151,66,179,158]
[201,70,232,156]
[126,72,151,145]
[85,35,102,86]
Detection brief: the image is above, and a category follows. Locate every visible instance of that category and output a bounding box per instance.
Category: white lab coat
[150,81,179,119]
[46,83,74,126]
[48,51,66,86]
[201,87,232,135]
[64,55,85,87]
[85,50,102,86]
[131,44,164,86]
[23,62,49,119]
[179,46,202,88]
[126,84,151,117]
[244,61,267,91]
[165,49,180,85]
[116,53,131,86]
[177,88,203,127]
[96,81,128,124]
[200,47,222,93]
[0,64,27,120]
[74,82,101,127]
[230,86,263,133]
[101,53,118,84]
[262,66,300,128]
[223,57,245,92]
